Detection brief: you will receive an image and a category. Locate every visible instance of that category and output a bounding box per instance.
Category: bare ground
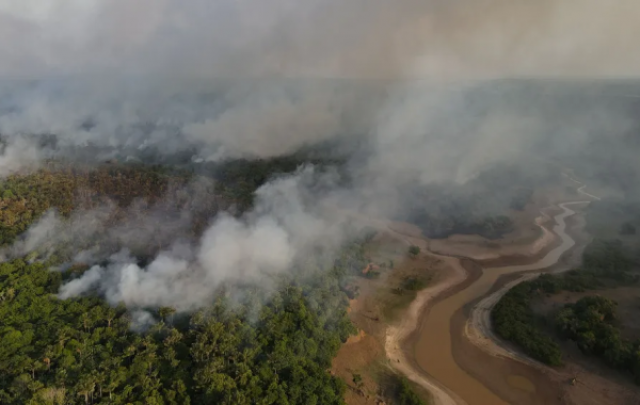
[464,204,590,370]
[424,185,575,261]
[333,211,560,405]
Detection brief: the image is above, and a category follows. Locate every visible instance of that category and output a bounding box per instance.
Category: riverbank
[333,184,585,405]
[465,201,590,367]
[472,217,640,405]
[450,209,587,405]
[385,255,471,405]
[330,233,449,405]
[408,200,588,405]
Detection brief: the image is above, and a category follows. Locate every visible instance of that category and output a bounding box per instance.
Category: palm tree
[158,306,176,323]
[105,309,116,328]
[93,371,106,400]
[76,376,95,405]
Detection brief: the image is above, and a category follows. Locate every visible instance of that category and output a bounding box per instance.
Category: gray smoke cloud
[54,166,350,310]
[1,0,640,171]
[3,0,640,78]
[2,176,222,263]
[2,1,640,312]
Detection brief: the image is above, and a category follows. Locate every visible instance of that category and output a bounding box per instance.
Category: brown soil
[331,233,444,405]
[474,223,563,268]
[332,195,568,405]
[446,236,586,405]
[405,199,609,405]
[447,209,574,404]
[479,211,588,300]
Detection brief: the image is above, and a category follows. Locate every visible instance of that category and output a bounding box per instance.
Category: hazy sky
[2,0,640,79]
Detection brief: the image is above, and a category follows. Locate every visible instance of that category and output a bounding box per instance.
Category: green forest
[0,155,539,405]
[0,159,430,404]
[492,239,640,381]
[0,160,361,404]
[0,256,357,404]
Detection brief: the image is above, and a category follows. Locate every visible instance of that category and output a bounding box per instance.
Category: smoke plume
[2,1,640,313]
[53,167,348,310]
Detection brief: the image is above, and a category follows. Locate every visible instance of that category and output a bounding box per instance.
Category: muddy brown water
[413,201,588,405]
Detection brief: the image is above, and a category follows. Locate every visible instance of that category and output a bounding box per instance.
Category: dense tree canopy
[0,256,357,404]
[556,296,640,383]
[493,239,640,378]
[0,160,365,404]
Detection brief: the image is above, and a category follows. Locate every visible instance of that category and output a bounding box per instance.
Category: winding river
[413,200,590,405]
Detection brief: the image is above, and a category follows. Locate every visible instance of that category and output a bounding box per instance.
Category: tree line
[0,157,333,248]
[492,239,640,382]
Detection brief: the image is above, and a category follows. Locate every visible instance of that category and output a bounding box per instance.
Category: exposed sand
[448,178,607,405]
[465,272,545,368]
[409,203,581,405]
[331,232,444,405]
[386,203,594,404]
[345,329,367,345]
[385,255,468,405]
[341,202,563,404]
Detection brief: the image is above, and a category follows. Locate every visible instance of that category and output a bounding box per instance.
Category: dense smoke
[2,1,640,312]
[2,1,640,169]
[16,166,348,310]
[3,1,640,78]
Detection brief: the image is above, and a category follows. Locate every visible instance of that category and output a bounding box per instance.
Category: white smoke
[129,310,158,332]
[56,166,346,310]
[0,136,40,176]
[58,265,105,299]
[1,0,640,169]
[3,0,640,315]
[3,1,640,78]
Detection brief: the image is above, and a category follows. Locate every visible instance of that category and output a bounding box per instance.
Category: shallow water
[413,202,586,405]
[506,375,536,393]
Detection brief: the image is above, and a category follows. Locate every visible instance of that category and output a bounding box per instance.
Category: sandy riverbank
[391,175,603,405]
[465,201,590,368]
[384,203,570,405]
[409,202,583,405]
[385,255,468,405]
[334,180,589,405]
